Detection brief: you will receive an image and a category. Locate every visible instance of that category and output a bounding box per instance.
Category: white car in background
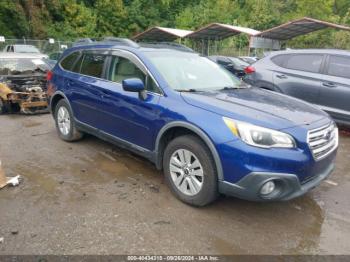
[3,44,48,59]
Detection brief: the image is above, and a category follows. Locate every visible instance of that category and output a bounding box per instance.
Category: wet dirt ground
[0,114,349,255]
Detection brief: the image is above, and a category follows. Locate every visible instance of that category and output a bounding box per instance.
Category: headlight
[223,117,296,148]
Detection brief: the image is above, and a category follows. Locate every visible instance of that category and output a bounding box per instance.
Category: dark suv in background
[244,49,350,126]
[208,55,249,78]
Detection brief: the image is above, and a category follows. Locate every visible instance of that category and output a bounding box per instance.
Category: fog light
[260,181,275,195]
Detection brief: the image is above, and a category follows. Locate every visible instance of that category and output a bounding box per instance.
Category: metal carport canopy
[186,23,260,40]
[132,27,193,41]
[256,17,350,40]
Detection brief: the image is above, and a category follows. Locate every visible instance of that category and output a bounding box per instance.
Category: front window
[145,52,241,91]
[108,56,160,93]
[0,58,51,76]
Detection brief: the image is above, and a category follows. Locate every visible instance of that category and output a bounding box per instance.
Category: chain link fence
[184,39,251,57]
[0,38,73,56]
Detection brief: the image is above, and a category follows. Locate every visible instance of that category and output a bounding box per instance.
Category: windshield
[15,45,40,53]
[145,52,241,91]
[0,58,51,76]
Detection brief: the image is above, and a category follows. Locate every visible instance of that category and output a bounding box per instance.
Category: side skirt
[75,119,157,164]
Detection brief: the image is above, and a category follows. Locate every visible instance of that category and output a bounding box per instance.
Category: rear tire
[54,99,83,142]
[163,135,218,206]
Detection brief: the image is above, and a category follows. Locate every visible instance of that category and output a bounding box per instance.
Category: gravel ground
[0,114,349,255]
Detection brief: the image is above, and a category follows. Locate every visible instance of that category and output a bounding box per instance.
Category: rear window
[327,55,350,79]
[271,54,287,67]
[60,52,80,71]
[80,53,106,78]
[284,54,323,73]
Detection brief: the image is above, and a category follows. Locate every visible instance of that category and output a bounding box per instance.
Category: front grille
[307,122,338,161]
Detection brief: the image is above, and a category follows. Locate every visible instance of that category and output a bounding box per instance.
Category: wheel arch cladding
[50,91,72,115]
[155,121,224,181]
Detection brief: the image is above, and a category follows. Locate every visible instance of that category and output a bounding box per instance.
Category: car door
[272,53,325,104]
[94,51,161,151]
[318,54,350,122]
[67,50,110,128]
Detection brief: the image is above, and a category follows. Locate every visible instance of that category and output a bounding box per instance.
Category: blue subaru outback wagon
[47,38,338,206]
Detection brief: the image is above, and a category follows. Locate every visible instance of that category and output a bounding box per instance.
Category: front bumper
[218,162,334,201]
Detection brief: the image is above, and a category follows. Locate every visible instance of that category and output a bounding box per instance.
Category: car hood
[180,87,328,130]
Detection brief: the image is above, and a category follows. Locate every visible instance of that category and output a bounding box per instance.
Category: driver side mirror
[122,78,147,100]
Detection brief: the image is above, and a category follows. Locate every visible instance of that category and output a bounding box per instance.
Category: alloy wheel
[169,149,204,196]
[57,106,71,136]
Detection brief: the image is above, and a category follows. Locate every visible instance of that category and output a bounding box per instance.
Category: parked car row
[1,39,345,206]
[47,39,338,206]
[244,49,350,127]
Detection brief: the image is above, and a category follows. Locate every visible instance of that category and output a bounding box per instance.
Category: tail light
[46,70,53,81]
[244,66,255,74]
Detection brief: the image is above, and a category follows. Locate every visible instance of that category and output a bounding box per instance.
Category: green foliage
[95,0,127,37]
[0,0,349,50]
[0,0,29,38]
[47,0,97,39]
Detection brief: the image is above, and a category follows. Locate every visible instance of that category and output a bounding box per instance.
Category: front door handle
[322,82,337,88]
[276,74,287,79]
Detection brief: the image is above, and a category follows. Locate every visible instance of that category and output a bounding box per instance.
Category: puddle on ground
[204,195,325,254]
[12,163,60,195]
[211,236,245,254]
[288,199,324,254]
[73,147,161,184]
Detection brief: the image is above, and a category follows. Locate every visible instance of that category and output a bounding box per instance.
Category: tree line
[0,0,350,49]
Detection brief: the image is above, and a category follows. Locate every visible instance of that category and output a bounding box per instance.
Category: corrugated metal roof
[256,17,350,40]
[186,23,260,39]
[132,27,193,41]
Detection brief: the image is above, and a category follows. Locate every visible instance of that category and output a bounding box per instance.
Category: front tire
[54,99,83,142]
[163,135,218,206]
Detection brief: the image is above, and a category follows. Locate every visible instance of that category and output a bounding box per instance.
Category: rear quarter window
[60,51,80,71]
[271,54,288,67]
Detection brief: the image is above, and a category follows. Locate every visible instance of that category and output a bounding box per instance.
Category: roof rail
[102,37,139,48]
[72,37,139,48]
[72,38,94,46]
[139,41,194,52]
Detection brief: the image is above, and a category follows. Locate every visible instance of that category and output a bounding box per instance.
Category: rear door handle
[276,74,287,79]
[322,82,337,88]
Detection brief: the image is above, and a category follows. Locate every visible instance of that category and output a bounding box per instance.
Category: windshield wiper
[218,83,249,91]
[174,89,201,92]
[219,86,241,90]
